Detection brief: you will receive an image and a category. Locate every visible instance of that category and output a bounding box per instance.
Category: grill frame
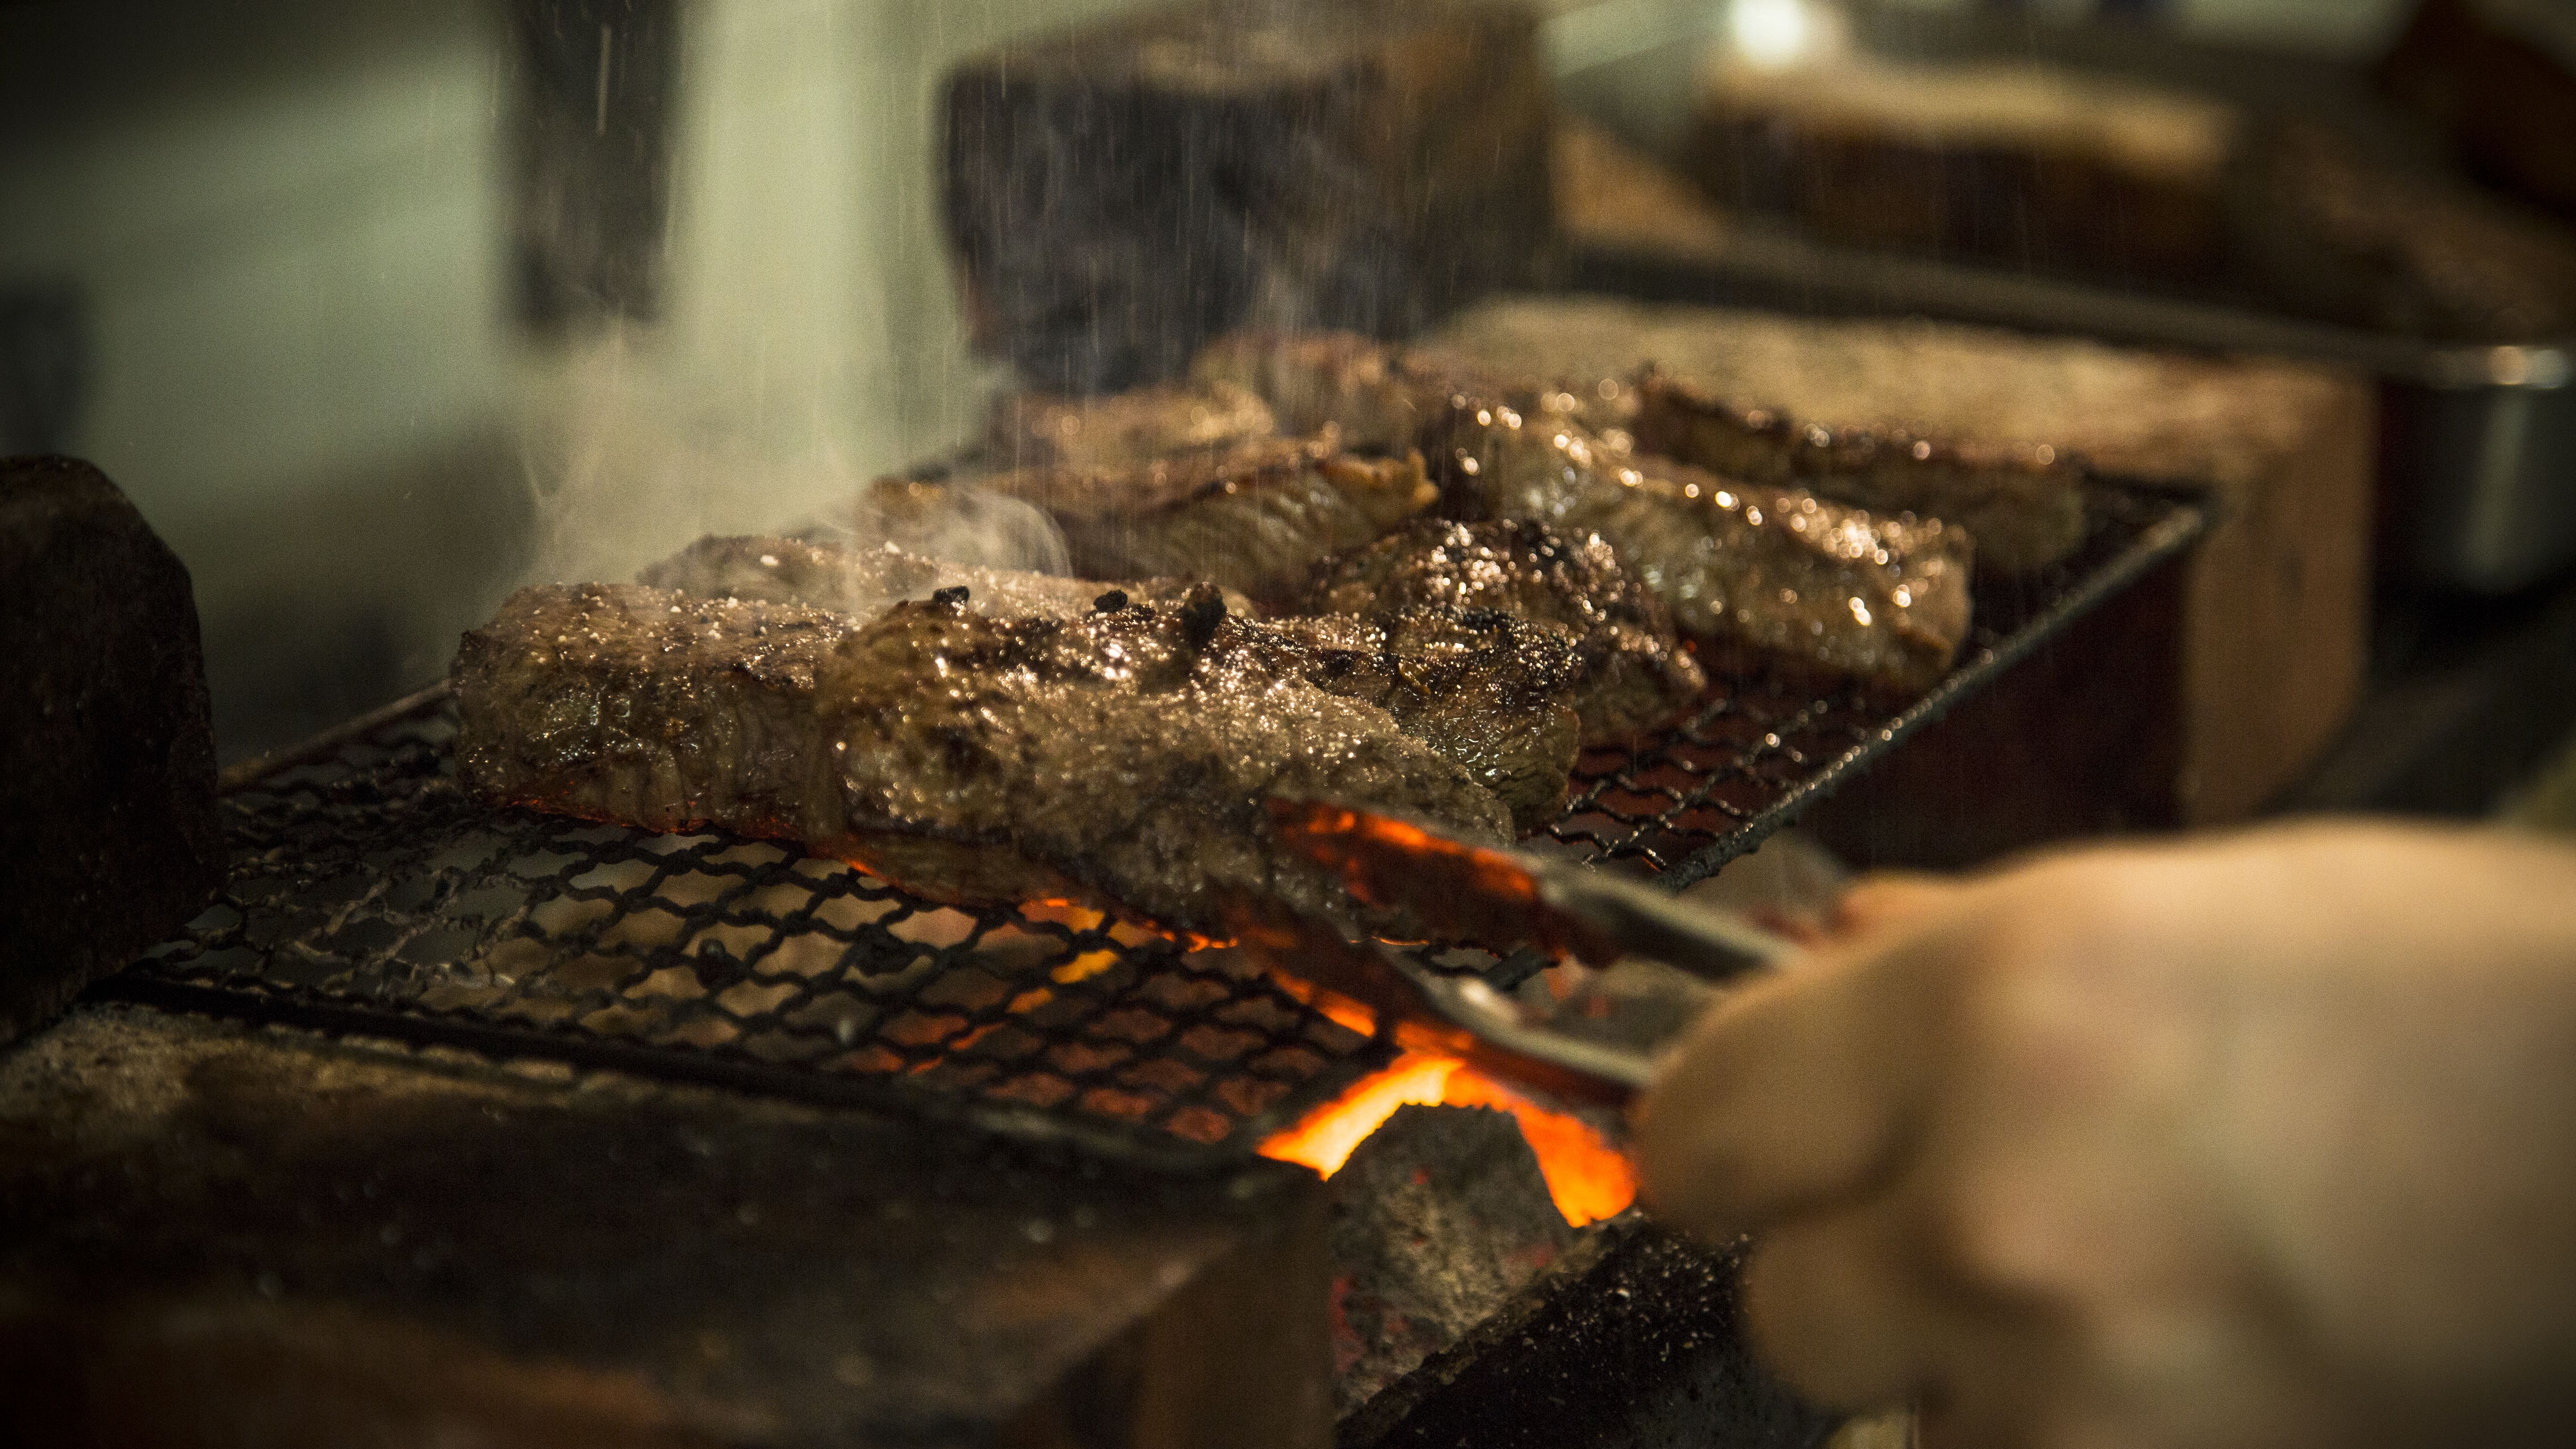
[104,485,2205,1169]
[1565,485,2208,887]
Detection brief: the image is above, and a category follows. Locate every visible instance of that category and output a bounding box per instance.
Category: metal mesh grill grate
[1541,489,2204,883]
[120,489,2202,1162]
[131,710,1385,1162]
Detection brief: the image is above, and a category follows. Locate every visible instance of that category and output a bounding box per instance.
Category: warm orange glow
[1050,950,1120,985]
[1258,1053,1463,1182]
[1021,900,1109,932]
[1265,969,1382,1039]
[1257,1051,1638,1226]
[1267,799,1543,915]
[1262,798,1611,965]
[1440,1068,1639,1227]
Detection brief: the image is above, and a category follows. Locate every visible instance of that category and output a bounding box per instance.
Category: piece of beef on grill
[1199,329,2084,573]
[1302,518,1707,741]
[986,381,1277,469]
[637,535,1252,620]
[979,434,1437,607]
[639,534,1576,830]
[1262,608,1582,830]
[1188,330,1635,455]
[1442,404,1974,698]
[1632,368,2088,574]
[453,583,1511,939]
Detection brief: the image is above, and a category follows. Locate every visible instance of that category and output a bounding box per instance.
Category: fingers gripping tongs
[1230,801,1801,1106]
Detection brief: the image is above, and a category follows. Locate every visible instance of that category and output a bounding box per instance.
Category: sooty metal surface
[109,488,2201,1161]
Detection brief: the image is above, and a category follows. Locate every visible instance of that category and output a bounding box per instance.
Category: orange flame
[1258,1051,1637,1226]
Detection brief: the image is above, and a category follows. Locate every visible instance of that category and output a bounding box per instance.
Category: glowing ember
[1265,970,1381,1039]
[1258,1051,1638,1226]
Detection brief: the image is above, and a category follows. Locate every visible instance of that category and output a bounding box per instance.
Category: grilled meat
[1304,517,1655,632]
[452,583,1512,938]
[1196,329,2081,573]
[987,381,1277,468]
[1263,608,1582,830]
[1188,332,1468,454]
[1632,369,2087,573]
[1304,518,1707,740]
[1188,330,1636,454]
[1442,403,1973,696]
[640,534,1577,827]
[638,535,1249,620]
[980,434,1437,607]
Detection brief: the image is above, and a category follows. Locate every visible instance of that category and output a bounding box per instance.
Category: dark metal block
[0,1005,1333,1448]
[0,457,221,1045]
[941,0,1557,393]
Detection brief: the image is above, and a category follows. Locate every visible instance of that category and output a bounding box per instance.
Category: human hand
[1634,822,2576,1447]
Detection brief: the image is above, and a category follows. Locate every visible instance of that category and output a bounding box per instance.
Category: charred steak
[1302,518,1706,741]
[1191,329,1644,455]
[1441,403,1974,697]
[980,434,1436,606]
[636,534,1577,829]
[453,583,1512,938]
[1188,331,1471,455]
[1262,608,1582,831]
[1631,368,2086,574]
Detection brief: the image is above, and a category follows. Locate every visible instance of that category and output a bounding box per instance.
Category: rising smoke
[517,324,1069,601]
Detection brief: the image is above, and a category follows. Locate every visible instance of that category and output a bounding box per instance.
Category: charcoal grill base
[0,1002,1332,1448]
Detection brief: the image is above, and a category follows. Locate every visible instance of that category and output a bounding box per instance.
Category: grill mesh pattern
[127,491,2201,1160]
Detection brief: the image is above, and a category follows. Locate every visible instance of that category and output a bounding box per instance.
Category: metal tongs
[1228,800,1802,1106]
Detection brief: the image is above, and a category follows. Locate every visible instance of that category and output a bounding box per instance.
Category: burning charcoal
[1327,1103,1574,1416]
[941,0,1555,392]
[0,457,221,1044]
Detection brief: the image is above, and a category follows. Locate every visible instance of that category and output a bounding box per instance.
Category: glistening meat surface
[985,380,1277,468]
[1302,517,1707,741]
[980,434,1437,607]
[637,534,1246,620]
[1441,403,1974,697]
[452,583,1511,939]
[635,534,1577,825]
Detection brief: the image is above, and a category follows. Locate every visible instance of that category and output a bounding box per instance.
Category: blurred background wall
[0,0,2415,762]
